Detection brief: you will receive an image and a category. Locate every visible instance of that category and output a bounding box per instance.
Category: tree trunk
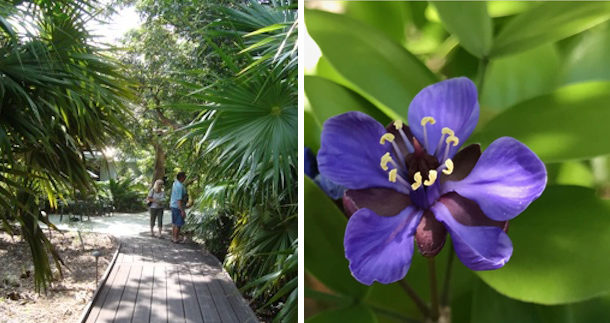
[152,141,166,185]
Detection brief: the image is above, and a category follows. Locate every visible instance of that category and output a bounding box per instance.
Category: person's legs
[149,208,155,236]
[157,208,163,236]
[171,208,181,242]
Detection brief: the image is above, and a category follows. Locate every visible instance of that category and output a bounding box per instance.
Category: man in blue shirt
[170,171,187,243]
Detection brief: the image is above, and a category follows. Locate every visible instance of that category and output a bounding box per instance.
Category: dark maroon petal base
[343,188,412,218]
[415,211,447,257]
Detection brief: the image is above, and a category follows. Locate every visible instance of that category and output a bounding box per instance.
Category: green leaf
[304,177,369,298]
[305,75,391,125]
[305,9,437,121]
[490,2,610,58]
[306,305,377,323]
[481,44,560,111]
[432,2,492,58]
[477,185,610,304]
[472,280,571,323]
[343,1,408,45]
[304,108,321,152]
[560,22,610,84]
[471,81,610,163]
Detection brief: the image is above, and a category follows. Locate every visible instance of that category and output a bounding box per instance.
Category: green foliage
[184,205,236,262]
[305,1,610,322]
[0,0,134,291]
[107,178,147,212]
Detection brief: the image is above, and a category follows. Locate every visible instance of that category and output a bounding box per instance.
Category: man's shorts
[171,207,185,227]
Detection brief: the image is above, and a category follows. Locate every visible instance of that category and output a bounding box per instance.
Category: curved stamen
[379,133,395,145]
[423,170,438,186]
[441,159,454,175]
[420,116,436,152]
[434,127,456,157]
[388,168,411,188]
[411,171,423,191]
[380,152,396,171]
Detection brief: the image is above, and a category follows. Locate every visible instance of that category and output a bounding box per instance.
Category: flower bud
[415,211,447,257]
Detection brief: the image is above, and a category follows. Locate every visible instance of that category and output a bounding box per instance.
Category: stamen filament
[443,135,459,161]
[424,170,438,186]
[387,168,411,188]
[411,171,423,191]
[394,121,415,153]
[390,141,407,167]
[420,116,436,152]
[435,128,456,158]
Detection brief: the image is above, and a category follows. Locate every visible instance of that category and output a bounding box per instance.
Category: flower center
[378,116,459,209]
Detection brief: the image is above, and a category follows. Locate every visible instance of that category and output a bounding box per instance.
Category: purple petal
[318,112,408,193]
[345,207,423,285]
[432,196,513,270]
[407,77,479,158]
[443,137,547,221]
[343,188,411,217]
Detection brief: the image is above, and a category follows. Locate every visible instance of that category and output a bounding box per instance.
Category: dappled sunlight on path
[44,211,173,237]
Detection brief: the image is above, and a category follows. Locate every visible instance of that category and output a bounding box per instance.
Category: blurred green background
[304,1,610,322]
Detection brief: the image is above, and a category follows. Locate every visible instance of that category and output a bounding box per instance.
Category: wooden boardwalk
[83,236,258,323]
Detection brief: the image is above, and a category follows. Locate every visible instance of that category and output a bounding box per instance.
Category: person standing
[170,172,187,243]
[147,179,165,237]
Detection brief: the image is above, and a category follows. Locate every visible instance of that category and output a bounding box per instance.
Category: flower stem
[428,258,440,321]
[441,244,455,306]
[399,279,430,318]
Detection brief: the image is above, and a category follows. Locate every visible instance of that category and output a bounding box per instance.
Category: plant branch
[428,258,440,321]
[398,280,430,318]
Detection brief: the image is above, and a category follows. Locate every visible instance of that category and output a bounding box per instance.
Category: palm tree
[0,0,134,291]
[175,0,297,321]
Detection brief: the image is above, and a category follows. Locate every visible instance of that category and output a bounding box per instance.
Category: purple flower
[305,146,346,200]
[317,77,547,285]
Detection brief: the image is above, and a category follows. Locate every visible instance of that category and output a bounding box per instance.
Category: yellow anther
[445,135,459,147]
[420,116,436,126]
[380,152,393,171]
[379,133,395,145]
[442,159,454,175]
[411,172,422,190]
[393,120,403,130]
[441,127,455,137]
[388,169,397,183]
[424,170,438,186]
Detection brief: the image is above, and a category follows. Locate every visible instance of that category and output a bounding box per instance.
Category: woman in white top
[147,179,166,237]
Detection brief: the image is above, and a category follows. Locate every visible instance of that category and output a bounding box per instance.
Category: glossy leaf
[304,177,369,298]
[481,44,560,111]
[490,2,610,57]
[304,108,321,152]
[305,75,391,126]
[471,81,610,163]
[477,185,610,304]
[343,1,408,45]
[433,2,492,58]
[472,280,571,323]
[306,305,377,323]
[305,9,437,121]
[560,22,610,84]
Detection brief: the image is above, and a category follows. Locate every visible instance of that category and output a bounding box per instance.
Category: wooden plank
[84,257,121,323]
[166,266,185,322]
[132,265,154,323]
[150,265,168,323]
[143,244,154,264]
[217,271,258,323]
[95,264,130,322]
[196,265,239,323]
[189,268,222,323]
[178,267,204,323]
[114,264,142,323]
